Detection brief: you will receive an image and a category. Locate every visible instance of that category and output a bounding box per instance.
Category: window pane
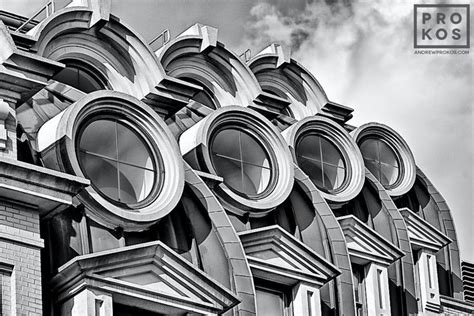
[210,128,272,197]
[242,163,271,195]
[378,140,399,168]
[240,131,270,168]
[53,66,103,93]
[212,154,243,193]
[211,129,241,160]
[324,165,345,190]
[78,119,157,205]
[359,139,378,160]
[79,152,118,201]
[360,138,400,188]
[298,157,324,188]
[297,134,322,161]
[79,120,117,159]
[379,164,399,187]
[256,289,284,316]
[89,220,121,252]
[192,90,216,109]
[377,269,384,309]
[118,163,155,204]
[364,160,381,182]
[321,137,344,168]
[296,134,346,192]
[117,122,154,169]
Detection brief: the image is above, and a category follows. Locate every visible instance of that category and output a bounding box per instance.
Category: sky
[1,0,472,261]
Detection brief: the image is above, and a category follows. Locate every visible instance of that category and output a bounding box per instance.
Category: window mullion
[115,120,121,202]
[319,138,325,188]
[238,131,245,193]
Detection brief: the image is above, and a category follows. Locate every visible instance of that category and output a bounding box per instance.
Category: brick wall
[0,201,43,315]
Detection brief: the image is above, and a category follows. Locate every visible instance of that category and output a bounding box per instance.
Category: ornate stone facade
[0,1,472,315]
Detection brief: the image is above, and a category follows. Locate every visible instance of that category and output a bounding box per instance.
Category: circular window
[210,128,272,198]
[283,116,365,202]
[296,133,346,193]
[53,60,106,93]
[77,118,158,207]
[353,122,416,196]
[179,106,294,215]
[359,138,400,188]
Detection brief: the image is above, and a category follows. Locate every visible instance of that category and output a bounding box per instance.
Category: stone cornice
[238,225,340,288]
[399,207,451,252]
[338,215,404,266]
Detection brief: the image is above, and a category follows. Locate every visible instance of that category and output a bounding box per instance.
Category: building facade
[0,1,473,315]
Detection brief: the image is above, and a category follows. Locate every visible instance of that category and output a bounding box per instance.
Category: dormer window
[338,215,404,316]
[239,226,340,316]
[400,208,451,313]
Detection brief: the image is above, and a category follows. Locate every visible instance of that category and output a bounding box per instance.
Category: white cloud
[243,0,473,260]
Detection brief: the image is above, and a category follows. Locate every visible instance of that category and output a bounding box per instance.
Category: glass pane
[53,66,103,93]
[298,157,324,189]
[379,164,399,186]
[89,220,121,252]
[79,152,118,201]
[240,131,270,168]
[211,129,241,160]
[323,164,346,190]
[364,160,381,182]
[192,90,216,109]
[242,163,271,195]
[79,120,117,159]
[117,122,154,169]
[378,140,399,168]
[321,137,344,168]
[256,289,284,316]
[118,163,155,204]
[360,139,379,160]
[212,155,243,193]
[297,134,322,161]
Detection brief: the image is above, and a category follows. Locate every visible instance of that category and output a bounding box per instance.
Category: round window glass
[78,119,157,206]
[296,134,346,192]
[210,128,272,198]
[359,138,400,187]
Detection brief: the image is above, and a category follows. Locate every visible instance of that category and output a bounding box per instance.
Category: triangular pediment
[238,225,340,288]
[399,207,451,252]
[51,241,239,315]
[337,215,404,266]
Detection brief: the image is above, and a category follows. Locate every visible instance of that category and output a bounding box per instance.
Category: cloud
[242,0,473,260]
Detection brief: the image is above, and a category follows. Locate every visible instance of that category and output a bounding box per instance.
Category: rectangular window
[427,254,433,289]
[377,269,384,309]
[351,264,366,316]
[307,291,314,316]
[256,285,288,316]
[0,263,14,316]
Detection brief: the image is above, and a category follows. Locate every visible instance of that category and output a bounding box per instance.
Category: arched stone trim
[158,24,262,109]
[248,45,329,120]
[293,166,356,316]
[353,122,416,197]
[364,170,418,315]
[415,167,463,299]
[28,7,166,99]
[37,90,184,230]
[179,106,294,216]
[183,162,256,316]
[283,116,365,202]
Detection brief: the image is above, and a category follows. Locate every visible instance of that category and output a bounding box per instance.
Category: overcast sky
[2,0,472,261]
